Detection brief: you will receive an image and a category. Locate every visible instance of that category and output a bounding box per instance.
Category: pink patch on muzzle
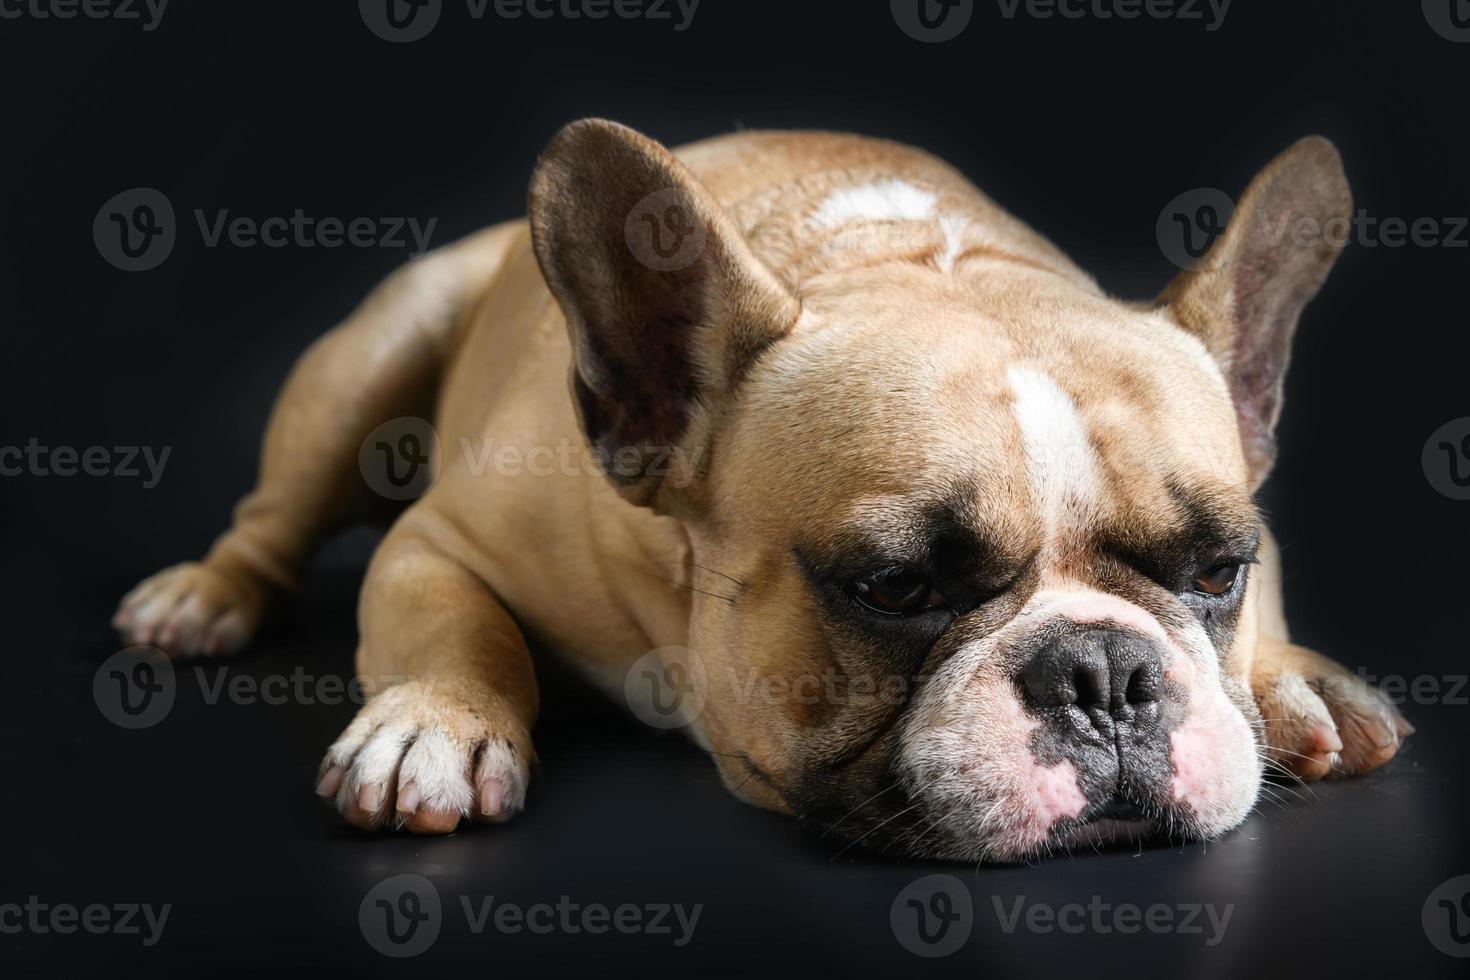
[1166,661,1258,830]
[984,684,1089,851]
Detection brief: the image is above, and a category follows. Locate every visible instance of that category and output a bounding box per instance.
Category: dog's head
[528,120,1350,861]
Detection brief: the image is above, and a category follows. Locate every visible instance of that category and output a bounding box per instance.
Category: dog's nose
[1021,629,1163,726]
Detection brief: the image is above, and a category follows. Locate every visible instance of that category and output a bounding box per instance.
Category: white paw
[314,680,532,834]
[1257,646,1413,781]
[113,562,264,656]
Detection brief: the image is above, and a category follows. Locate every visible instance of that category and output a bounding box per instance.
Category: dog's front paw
[113,562,265,656]
[314,680,532,835]
[1253,643,1414,781]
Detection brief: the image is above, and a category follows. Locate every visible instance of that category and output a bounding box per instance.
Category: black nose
[1021,629,1163,727]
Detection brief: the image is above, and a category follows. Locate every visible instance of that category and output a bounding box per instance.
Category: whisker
[681,560,747,588]
[640,558,748,589]
[629,566,738,604]
[823,782,903,837]
[831,798,929,861]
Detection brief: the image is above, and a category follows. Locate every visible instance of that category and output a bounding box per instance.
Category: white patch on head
[935,213,969,272]
[813,179,936,227]
[1007,366,1101,543]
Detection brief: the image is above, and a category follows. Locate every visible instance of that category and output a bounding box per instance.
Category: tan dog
[112,120,1411,861]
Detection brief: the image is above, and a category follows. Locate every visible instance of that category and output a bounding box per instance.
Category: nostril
[1072,666,1095,708]
[1072,665,1108,710]
[1022,644,1113,711]
[1123,662,1161,704]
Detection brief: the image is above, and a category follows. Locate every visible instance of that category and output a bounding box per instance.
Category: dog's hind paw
[1253,642,1414,781]
[112,562,265,657]
[314,679,533,835]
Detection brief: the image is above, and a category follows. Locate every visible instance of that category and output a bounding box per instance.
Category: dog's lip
[1096,797,1145,821]
[1052,805,1161,852]
[1078,795,1148,825]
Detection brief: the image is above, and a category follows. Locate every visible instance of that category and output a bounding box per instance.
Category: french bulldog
[113,120,1412,861]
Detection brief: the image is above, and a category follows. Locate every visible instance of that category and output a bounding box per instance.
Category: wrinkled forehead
[716,286,1255,558]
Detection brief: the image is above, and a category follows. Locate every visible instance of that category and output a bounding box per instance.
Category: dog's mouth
[1088,794,1145,823]
[1046,795,1167,853]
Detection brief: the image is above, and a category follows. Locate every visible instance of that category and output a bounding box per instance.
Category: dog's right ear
[529,119,800,511]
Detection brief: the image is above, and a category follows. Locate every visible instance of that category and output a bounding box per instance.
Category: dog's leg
[314,523,538,833]
[113,223,523,655]
[1250,531,1413,780]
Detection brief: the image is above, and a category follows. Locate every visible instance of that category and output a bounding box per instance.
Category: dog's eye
[850,573,945,616]
[1192,561,1241,596]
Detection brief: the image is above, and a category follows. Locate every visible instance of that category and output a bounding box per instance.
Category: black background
[3,0,1468,976]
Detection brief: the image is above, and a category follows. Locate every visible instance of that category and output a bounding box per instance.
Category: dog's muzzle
[1018,626,1176,820]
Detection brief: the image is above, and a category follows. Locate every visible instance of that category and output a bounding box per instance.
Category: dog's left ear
[1158,137,1352,486]
[529,119,800,512]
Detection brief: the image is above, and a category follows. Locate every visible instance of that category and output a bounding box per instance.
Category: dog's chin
[897,800,1219,864]
[909,817,1165,864]
[1046,816,1164,854]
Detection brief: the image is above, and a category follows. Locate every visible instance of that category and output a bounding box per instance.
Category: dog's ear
[529,119,800,510]
[1158,137,1351,486]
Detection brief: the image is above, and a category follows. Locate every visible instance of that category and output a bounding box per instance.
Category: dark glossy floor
[0,536,1462,977]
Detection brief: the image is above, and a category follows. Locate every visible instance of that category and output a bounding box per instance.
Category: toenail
[315,766,345,798]
[358,784,383,813]
[479,779,503,817]
[1308,723,1343,754]
[396,782,421,814]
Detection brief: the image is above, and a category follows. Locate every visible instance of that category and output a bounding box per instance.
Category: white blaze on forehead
[1007,366,1101,541]
[813,179,936,227]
